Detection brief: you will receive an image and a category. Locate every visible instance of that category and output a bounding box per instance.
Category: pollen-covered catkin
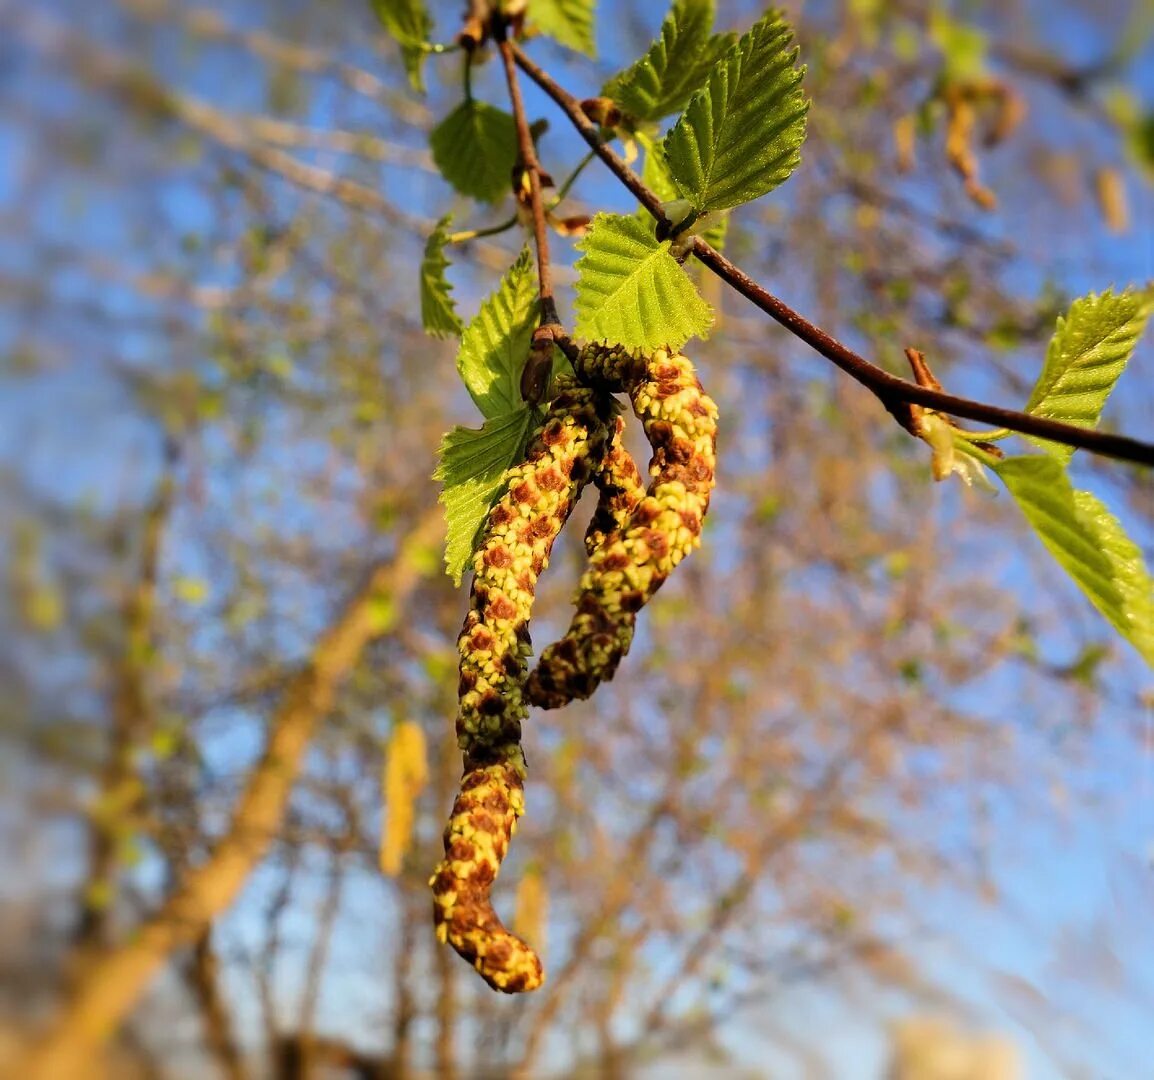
[431,377,608,993]
[527,346,717,709]
[583,413,645,556]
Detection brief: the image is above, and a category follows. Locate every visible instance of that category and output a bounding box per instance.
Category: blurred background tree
[0,0,1151,1076]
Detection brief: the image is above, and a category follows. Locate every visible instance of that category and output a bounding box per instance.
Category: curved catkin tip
[433,377,609,992]
[528,347,718,710]
[430,758,544,993]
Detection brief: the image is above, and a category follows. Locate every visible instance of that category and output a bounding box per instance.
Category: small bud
[549,213,591,237]
[458,15,487,50]
[521,338,554,405]
[919,412,993,489]
[893,114,917,173]
[660,198,696,233]
[580,97,622,128]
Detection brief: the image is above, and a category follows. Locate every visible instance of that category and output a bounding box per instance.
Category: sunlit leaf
[574,213,713,351]
[370,0,431,92]
[638,131,678,202]
[430,99,517,203]
[637,131,724,267]
[530,0,597,56]
[663,11,808,212]
[637,133,729,253]
[421,216,462,338]
[456,248,537,418]
[602,0,735,122]
[996,455,1153,667]
[436,409,538,585]
[1024,288,1152,462]
[929,10,988,82]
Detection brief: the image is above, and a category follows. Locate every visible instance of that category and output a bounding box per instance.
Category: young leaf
[370,0,431,92]
[602,0,735,123]
[574,213,713,351]
[457,248,538,418]
[1023,288,1152,463]
[698,210,728,253]
[995,455,1154,667]
[929,10,988,83]
[436,409,539,585]
[430,100,517,203]
[530,0,597,57]
[421,216,462,338]
[637,134,729,252]
[638,131,678,202]
[663,11,808,213]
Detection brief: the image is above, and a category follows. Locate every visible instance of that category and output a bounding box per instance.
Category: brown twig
[496,26,559,329]
[509,41,1154,469]
[510,42,668,225]
[497,26,569,403]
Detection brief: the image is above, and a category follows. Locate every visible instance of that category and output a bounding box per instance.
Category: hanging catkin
[528,346,718,709]
[379,720,429,876]
[583,413,645,556]
[430,377,609,992]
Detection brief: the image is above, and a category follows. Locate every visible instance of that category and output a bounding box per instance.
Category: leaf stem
[447,214,519,245]
[509,40,1154,470]
[956,427,1013,443]
[953,436,1003,471]
[550,149,596,209]
[496,26,559,329]
[510,42,669,225]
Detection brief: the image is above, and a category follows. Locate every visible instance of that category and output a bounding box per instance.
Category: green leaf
[1127,111,1154,183]
[638,130,678,201]
[995,455,1153,667]
[698,209,728,252]
[928,10,988,83]
[1023,288,1152,462]
[638,133,729,252]
[430,99,517,203]
[530,0,597,56]
[421,216,462,338]
[370,0,431,92]
[435,409,539,585]
[663,11,808,213]
[457,248,538,417]
[574,213,713,351]
[1070,489,1154,665]
[602,0,735,122]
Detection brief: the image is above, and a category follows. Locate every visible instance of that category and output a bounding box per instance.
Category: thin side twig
[497,29,559,328]
[509,40,1154,469]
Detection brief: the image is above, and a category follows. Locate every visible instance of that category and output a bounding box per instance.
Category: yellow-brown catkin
[528,346,718,709]
[430,377,608,993]
[380,720,429,876]
[583,413,645,557]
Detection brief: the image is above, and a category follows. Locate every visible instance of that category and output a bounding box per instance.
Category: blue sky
[2,0,1153,1076]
